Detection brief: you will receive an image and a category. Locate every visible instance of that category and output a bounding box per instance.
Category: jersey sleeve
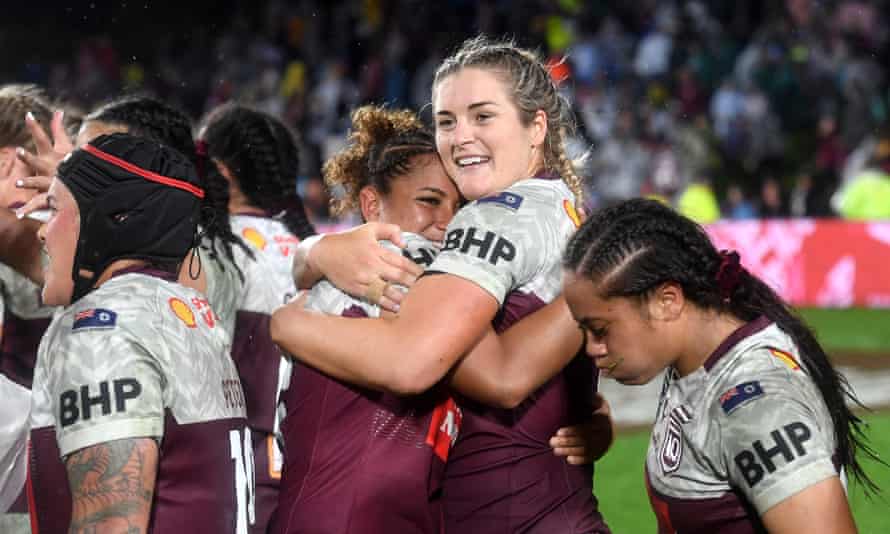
[428,195,546,305]
[713,367,838,513]
[52,325,166,457]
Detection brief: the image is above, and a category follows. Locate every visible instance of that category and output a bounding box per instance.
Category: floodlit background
[3,1,888,531]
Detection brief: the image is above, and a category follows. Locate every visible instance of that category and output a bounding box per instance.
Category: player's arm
[716,368,852,532]
[449,295,582,408]
[272,273,498,396]
[760,477,856,533]
[0,209,43,284]
[66,437,158,534]
[291,223,421,312]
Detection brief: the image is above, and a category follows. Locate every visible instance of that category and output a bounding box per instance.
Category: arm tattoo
[66,438,158,534]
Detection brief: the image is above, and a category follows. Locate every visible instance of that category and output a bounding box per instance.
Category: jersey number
[230,428,256,534]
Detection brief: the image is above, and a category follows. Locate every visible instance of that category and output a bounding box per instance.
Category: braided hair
[433,36,584,205]
[564,198,883,493]
[84,96,248,273]
[198,103,316,240]
[324,105,438,218]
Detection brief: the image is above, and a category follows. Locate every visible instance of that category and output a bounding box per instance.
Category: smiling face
[433,67,546,201]
[362,154,461,244]
[563,270,681,385]
[37,177,79,306]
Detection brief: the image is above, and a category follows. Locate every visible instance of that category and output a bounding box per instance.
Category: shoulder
[704,325,824,434]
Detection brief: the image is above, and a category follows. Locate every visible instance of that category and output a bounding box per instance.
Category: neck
[228,189,264,215]
[674,309,746,376]
[94,259,151,287]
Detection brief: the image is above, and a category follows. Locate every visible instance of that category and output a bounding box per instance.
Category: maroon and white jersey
[0,374,29,514]
[229,216,295,534]
[0,263,55,390]
[273,233,459,534]
[646,317,840,534]
[230,214,300,303]
[28,272,252,534]
[0,263,56,526]
[429,177,607,533]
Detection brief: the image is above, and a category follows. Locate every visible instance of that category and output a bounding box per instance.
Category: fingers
[15,148,52,177]
[24,111,53,155]
[364,277,387,305]
[51,110,74,153]
[15,192,49,220]
[15,176,52,193]
[365,222,405,247]
[377,295,400,314]
[378,249,422,287]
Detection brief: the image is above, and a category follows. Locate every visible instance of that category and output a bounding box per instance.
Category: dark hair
[198,103,316,240]
[323,105,437,217]
[564,198,882,492]
[85,96,248,273]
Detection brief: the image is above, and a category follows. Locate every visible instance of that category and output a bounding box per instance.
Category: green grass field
[799,308,890,353]
[595,412,890,533]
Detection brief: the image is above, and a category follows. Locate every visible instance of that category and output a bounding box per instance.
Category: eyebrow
[435,101,499,116]
[417,187,446,195]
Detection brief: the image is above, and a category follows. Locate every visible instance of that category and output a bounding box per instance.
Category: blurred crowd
[6,0,890,223]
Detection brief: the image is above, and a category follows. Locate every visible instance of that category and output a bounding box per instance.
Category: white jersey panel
[0,263,55,320]
[231,215,299,308]
[31,274,245,457]
[197,235,244,339]
[305,232,437,318]
[429,178,577,305]
[647,321,838,515]
[0,375,28,513]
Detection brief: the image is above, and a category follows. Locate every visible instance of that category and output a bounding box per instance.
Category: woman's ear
[358,185,382,222]
[530,109,548,148]
[648,282,685,322]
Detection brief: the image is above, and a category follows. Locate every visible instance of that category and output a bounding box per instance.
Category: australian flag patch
[719,381,764,414]
[73,308,117,332]
[477,191,523,210]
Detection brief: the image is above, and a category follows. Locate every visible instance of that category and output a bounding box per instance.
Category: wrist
[292,234,325,285]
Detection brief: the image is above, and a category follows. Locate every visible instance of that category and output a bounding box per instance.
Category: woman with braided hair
[193,103,321,533]
[273,36,610,532]
[563,198,880,533]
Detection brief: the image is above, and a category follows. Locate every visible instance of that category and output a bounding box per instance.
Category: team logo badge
[169,298,197,328]
[72,308,117,331]
[659,405,691,475]
[769,348,801,371]
[719,381,764,414]
[477,191,524,210]
[242,227,267,250]
[563,199,581,228]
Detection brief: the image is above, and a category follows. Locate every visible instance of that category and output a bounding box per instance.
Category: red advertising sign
[707,221,890,308]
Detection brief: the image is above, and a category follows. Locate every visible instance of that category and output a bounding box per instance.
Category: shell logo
[169,298,197,328]
[563,199,581,228]
[242,227,267,250]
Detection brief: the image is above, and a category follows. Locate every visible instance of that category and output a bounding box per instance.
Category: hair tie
[716,250,742,302]
[195,140,209,181]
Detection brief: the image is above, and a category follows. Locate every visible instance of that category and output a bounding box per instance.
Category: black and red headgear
[57,133,204,302]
